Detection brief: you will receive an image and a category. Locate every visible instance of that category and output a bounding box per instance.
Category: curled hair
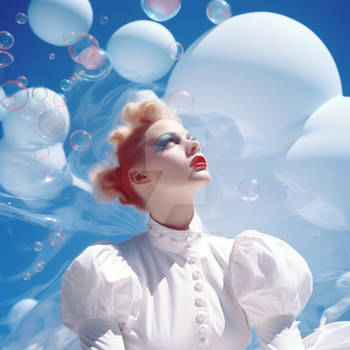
[89,98,182,211]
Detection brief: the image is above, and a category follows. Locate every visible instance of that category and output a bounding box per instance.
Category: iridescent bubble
[23,272,31,281]
[37,109,66,142]
[34,261,45,273]
[48,53,55,60]
[33,241,43,252]
[70,129,92,151]
[17,75,28,86]
[34,148,50,160]
[166,41,183,60]
[32,86,48,101]
[238,177,260,201]
[206,0,232,25]
[48,231,64,247]
[100,15,109,25]
[166,89,194,113]
[0,31,14,50]
[0,50,14,68]
[53,93,66,107]
[62,31,76,45]
[15,12,27,24]
[68,33,99,66]
[75,48,112,81]
[60,78,73,91]
[0,80,29,111]
[141,0,181,22]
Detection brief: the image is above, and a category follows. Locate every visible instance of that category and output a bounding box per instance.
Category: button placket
[186,249,211,349]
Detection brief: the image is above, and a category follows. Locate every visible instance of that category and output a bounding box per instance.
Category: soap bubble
[206,0,232,25]
[70,129,92,151]
[33,241,43,252]
[34,261,45,272]
[238,177,260,201]
[17,75,28,86]
[15,12,27,25]
[68,33,99,67]
[32,86,48,101]
[100,15,109,25]
[167,41,183,60]
[37,109,66,143]
[53,93,66,107]
[48,231,64,247]
[75,48,112,81]
[48,53,55,60]
[0,50,14,68]
[0,80,29,111]
[63,31,76,45]
[23,272,31,281]
[0,31,15,50]
[166,89,194,113]
[141,0,181,22]
[60,78,73,91]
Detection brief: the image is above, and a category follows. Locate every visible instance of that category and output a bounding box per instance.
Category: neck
[150,205,195,230]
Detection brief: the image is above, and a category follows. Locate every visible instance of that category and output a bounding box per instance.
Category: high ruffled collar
[146,209,206,254]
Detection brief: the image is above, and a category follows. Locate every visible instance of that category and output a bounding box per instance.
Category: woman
[61,97,350,350]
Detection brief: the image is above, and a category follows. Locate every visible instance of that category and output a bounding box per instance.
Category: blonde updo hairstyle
[89,98,182,211]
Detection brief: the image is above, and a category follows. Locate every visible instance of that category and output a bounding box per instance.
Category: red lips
[190,155,207,168]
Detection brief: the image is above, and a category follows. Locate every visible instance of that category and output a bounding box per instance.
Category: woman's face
[133,119,211,195]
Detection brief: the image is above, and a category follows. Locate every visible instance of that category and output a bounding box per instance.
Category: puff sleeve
[228,230,313,350]
[61,240,141,350]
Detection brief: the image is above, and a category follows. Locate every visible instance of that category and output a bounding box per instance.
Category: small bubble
[238,177,260,201]
[33,241,43,252]
[68,33,99,66]
[167,41,183,61]
[63,31,76,45]
[70,129,92,151]
[37,109,66,142]
[0,31,14,50]
[32,87,48,101]
[60,78,73,91]
[206,0,232,25]
[48,231,64,247]
[48,53,55,60]
[15,12,27,25]
[0,50,14,68]
[100,15,109,25]
[166,89,194,113]
[23,272,31,281]
[17,75,28,86]
[34,261,45,273]
[53,93,66,107]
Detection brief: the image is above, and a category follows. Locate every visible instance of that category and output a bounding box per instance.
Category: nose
[186,138,200,156]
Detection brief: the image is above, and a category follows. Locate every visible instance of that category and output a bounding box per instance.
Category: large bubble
[106,20,177,83]
[27,0,93,46]
[140,0,181,22]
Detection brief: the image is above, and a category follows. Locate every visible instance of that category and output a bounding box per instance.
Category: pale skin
[128,119,211,230]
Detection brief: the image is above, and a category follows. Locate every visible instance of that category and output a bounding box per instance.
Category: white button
[194,282,203,292]
[195,297,206,307]
[187,254,198,265]
[198,324,208,334]
[196,312,208,324]
[192,270,201,280]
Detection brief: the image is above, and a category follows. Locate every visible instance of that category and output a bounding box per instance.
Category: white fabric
[61,209,350,350]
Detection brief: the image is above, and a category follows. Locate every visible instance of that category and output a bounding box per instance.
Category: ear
[128,168,151,185]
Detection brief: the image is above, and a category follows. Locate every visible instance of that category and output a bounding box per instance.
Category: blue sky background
[1,0,350,343]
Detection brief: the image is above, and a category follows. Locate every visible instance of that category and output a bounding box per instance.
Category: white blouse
[61,209,349,350]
